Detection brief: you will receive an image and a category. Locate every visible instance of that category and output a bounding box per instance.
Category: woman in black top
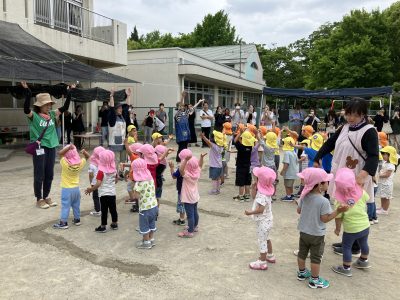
[373,107,389,132]
[324,108,338,137]
[214,106,225,132]
[303,109,320,132]
[72,105,85,150]
[224,108,232,123]
[186,104,199,147]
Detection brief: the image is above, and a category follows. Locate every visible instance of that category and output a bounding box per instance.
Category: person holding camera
[303,109,320,133]
[390,109,400,151]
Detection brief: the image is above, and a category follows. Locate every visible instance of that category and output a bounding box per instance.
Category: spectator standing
[245,104,257,126]
[325,109,338,138]
[373,107,389,132]
[99,101,109,146]
[260,105,274,128]
[186,104,199,147]
[72,105,85,150]
[156,103,167,135]
[214,106,225,132]
[390,109,400,151]
[289,105,304,135]
[108,88,127,164]
[231,103,245,133]
[303,109,320,133]
[142,110,155,144]
[199,101,214,148]
[337,109,346,127]
[224,108,232,123]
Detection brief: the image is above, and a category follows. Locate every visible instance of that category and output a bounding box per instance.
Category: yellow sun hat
[380,146,398,165]
[265,132,278,149]
[300,139,310,147]
[151,132,163,140]
[310,133,323,151]
[282,137,295,151]
[127,124,136,133]
[241,131,257,147]
[213,130,225,147]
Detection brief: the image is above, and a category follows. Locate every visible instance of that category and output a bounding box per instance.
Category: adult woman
[142,109,155,144]
[199,101,214,148]
[325,108,338,138]
[224,108,232,123]
[186,104,199,147]
[289,105,304,134]
[390,109,400,151]
[337,109,346,127]
[108,88,127,164]
[214,106,225,132]
[245,104,257,125]
[22,81,73,209]
[303,109,320,132]
[72,105,85,150]
[231,103,244,132]
[260,105,274,129]
[373,107,389,132]
[175,91,204,162]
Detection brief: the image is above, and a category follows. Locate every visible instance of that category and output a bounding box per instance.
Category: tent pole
[389,94,393,118]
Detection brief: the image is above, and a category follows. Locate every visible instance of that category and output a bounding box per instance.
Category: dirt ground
[0,147,399,300]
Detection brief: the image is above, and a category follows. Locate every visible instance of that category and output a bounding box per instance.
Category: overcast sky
[95,0,396,47]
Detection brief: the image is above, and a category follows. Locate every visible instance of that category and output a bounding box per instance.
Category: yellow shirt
[60,157,86,188]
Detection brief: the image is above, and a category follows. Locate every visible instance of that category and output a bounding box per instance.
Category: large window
[218,88,235,108]
[243,92,262,108]
[184,80,214,106]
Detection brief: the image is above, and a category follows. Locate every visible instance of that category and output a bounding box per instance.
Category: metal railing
[34,0,114,45]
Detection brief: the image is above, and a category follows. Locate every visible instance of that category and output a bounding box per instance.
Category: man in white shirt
[199,101,214,148]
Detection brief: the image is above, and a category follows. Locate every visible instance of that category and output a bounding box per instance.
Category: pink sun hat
[63,144,81,165]
[89,146,105,166]
[297,167,333,200]
[178,148,192,161]
[253,166,276,196]
[129,142,143,154]
[98,150,116,173]
[132,158,153,182]
[137,144,158,165]
[185,157,201,179]
[155,145,168,165]
[334,167,363,205]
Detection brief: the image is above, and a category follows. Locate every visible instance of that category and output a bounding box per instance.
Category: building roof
[185,44,257,62]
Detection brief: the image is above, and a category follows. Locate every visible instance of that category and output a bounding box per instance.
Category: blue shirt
[322,153,333,173]
[173,168,183,194]
[304,147,318,168]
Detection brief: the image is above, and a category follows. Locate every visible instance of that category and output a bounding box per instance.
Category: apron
[108,115,126,151]
[329,124,374,203]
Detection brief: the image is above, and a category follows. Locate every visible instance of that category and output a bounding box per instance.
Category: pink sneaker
[177,230,194,238]
[376,208,389,215]
[184,226,199,232]
[266,254,276,263]
[249,260,268,270]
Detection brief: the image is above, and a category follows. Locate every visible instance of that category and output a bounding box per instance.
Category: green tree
[130,26,139,42]
[191,10,238,47]
[383,2,400,82]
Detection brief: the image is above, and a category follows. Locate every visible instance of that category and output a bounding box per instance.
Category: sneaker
[136,240,152,249]
[73,219,81,226]
[376,208,388,215]
[44,198,57,207]
[135,226,140,232]
[249,260,268,270]
[177,230,194,238]
[373,219,379,224]
[89,211,101,216]
[292,194,300,198]
[369,220,374,225]
[331,265,352,277]
[208,190,220,195]
[194,226,199,233]
[271,196,277,201]
[130,205,139,213]
[244,194,251,202]
[353,258,371,269]
[110,223,118,230]
[95,226,107,233]
[308,277,330,289]
[332,242,342,248]
[297,269,311,281]
[266,254,276,263]
[233,195,245,202]
[172,219,186,226]
[281,195,294,202]
[294,185,300,190]
[125,199,135,204]
[150,239,156,247]
[36,199,50,209]
[333,246,361,258]
[53,222,68,229]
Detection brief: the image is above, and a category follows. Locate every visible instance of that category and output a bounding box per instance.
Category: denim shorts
[127,180,134,192]
[209,167,223,180]
[139,206,158,235]
[176,193,185,214]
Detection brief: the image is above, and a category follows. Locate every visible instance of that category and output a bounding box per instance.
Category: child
[178,152,207,238]
[376,146,397,215]
[200,131,224,195]
[126,142,142,212]
[132,158,159,249]
[169,148,193,226]
[280,137,298,202]
[154,144,168,202]
[233,129,256,202]
[296,139,310,198]
[245,167,277,270]
[88,146,105,216]
[331,168,370,277]
[152,132,173,147]
[53,145,89,229]
[296,167,348,289]
[85,150,118,233]
[118,124,138,179]
[258,131,278,199]
[222,122,233,179]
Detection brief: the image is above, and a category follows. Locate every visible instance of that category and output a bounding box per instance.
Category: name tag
[36,148,45,156]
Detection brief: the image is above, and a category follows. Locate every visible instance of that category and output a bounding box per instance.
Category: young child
[222,122,233,179]
[296,167,348,289]
[200,131,224,195]
[178,152,207,238]
[280,137,298,201]
[53,144,89,229]
[118,124,138,179]
[376,146,397,215]
[245,166,277,270]
[331,168,370,277]
[132,158,159,249]
[296,139,310,198]
[152,132,173,147]
[154,144,168,202]
[88,146,105,216]
[233,129,256,202]
[126,142,142,212]
[85,150,118,233]
[169,148,193,226]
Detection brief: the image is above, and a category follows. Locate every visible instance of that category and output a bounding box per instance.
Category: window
[243,92,261,108]
[250,62,258,70]
[184,80,214,106]
[218,88,235,108]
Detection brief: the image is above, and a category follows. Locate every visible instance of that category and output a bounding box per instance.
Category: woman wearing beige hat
[22,81,74,209]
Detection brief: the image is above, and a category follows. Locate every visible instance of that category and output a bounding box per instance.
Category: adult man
[99,101,109,146]
[199,101,214,148]
[156,102,167,135]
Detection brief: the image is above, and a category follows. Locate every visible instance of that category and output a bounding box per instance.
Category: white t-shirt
[245,111,257,125]
[379,161,395,185]
[88,163,98,185]
[97,171,116,197]
[199,109,213,127]
[251,192,273,222]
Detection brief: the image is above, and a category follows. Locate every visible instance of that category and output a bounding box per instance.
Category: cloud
[94,0,395,46]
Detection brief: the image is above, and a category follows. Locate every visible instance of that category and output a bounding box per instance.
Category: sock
[311,276,319,280]
[299,268,305,273]
[267,253,274,257]
[343,264,351,270]
[359,257,368,262]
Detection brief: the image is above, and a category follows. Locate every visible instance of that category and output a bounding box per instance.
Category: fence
[34,0,114,45]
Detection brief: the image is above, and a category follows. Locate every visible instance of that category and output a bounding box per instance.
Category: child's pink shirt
[181,175,200,204]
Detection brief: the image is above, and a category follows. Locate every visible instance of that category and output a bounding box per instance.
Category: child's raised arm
[159,148,175,162]
[58,144,74,157]
[169,160,177,178]
[179,155,191,176]
[80,149,90,160]
[199,153,207,169]
[200,132,212,147]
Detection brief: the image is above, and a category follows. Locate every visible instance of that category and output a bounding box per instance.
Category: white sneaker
[373,219,379,224]
[369,221,374,225]
[376,209,388,215]
[89,211,101,216]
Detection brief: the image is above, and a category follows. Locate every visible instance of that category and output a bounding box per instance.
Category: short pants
[235,165,252,187]
[209,167,223,180]
[298,232,325,264]
[139,206,158,235]
[284,179,295,188]
[127,180,134,192]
